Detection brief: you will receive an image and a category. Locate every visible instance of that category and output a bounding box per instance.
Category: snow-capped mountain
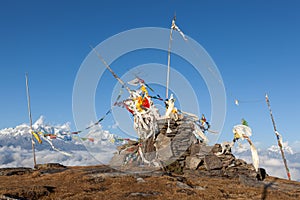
[0,116,126,168]
[267,141,294,155]
[0,116,125,147]
[232,141,296,158]
[1,116,68,137]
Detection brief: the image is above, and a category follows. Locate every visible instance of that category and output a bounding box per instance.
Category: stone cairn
[110,116,266,180]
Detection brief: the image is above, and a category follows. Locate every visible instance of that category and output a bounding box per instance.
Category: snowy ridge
[0,116,126,168]
[267,141,294,155]
[0,116,125,147]
[0,116,70,138]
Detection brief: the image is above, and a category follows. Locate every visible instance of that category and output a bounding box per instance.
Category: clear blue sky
[1,0,299,148]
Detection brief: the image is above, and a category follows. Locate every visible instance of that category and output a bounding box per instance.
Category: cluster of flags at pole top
[171,17,187,41]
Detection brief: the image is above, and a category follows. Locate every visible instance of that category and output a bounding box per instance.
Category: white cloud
[290,140,300,153]
[0,145,104,168]
[261,157,283,167]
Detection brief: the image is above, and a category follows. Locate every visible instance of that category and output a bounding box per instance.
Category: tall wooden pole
[25,73,37,168]
[265,94,291,180]
[166,17,175,99]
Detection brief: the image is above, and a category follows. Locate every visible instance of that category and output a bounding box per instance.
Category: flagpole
[166,17,175,99]
[25,73,37,168]
[265,94,291,180]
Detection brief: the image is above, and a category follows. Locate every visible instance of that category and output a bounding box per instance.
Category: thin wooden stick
[166,16,177,99]
[25,73,37,168]
[265,94,291,180]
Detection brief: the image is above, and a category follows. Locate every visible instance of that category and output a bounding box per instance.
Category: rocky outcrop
[110,117,267,181]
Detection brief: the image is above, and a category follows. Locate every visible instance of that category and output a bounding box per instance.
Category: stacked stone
[155,118,196,168]
[110,117,266,180]
[184,143,260,179]
[110,117,196,169]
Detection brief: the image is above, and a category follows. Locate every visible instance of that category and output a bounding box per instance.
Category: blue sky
[0,0,300,148]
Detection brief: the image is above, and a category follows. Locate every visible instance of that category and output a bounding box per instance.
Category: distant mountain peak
[267,141,294,155]
[32,116,45,129]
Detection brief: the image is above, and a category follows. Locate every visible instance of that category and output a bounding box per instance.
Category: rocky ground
[0,163,300,200]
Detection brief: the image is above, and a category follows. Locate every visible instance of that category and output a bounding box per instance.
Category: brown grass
[0,165,299,200]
